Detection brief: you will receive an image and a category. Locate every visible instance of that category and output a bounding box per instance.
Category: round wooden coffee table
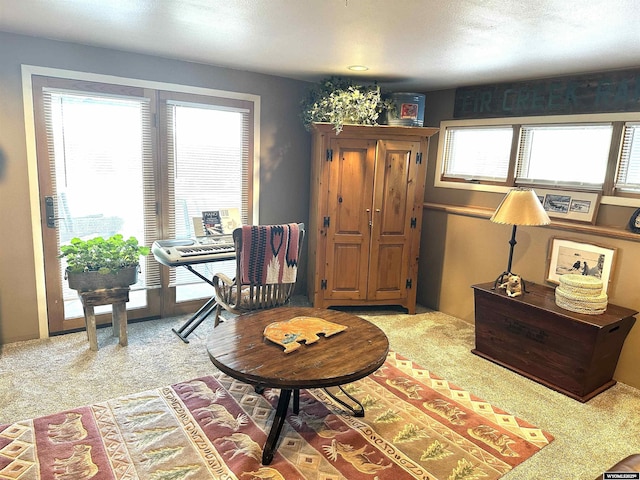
[207,306,389,464]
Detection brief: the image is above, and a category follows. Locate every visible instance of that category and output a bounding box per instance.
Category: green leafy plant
[60,234,150,274]
[301,76,393,134]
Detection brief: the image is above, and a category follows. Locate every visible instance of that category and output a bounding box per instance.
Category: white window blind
[616,123,640,193]
[516,124,612,188]
[442,126,512,182]
[165,100,252,290]
[42,88,160,294]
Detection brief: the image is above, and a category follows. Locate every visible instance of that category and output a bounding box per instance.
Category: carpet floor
[0,297,638,479]
[0,351,554,479]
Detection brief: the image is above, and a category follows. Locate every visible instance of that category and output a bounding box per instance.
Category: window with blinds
[516,124,612,188]
[162,97,253,295]
[33,75,258,322]
[441,126,513,182]
[616,123,640,193]
[436,115,640,202]
[42,87,160,301]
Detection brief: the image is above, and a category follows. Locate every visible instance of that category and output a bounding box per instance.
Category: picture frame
[546,237,617,293]
[628,208,640,233]
[534,188,600,224]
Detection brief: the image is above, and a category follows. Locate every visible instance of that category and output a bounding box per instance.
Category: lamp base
[492,271,529,295]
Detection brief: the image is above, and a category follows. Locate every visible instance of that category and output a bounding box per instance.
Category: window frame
[23,65,261,335]
[615,122,640,195]
[515,122,614,189]
[435,112,640,207]
[440,124,515,186]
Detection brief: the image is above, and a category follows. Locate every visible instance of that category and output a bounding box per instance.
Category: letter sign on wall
[454,68,640,119]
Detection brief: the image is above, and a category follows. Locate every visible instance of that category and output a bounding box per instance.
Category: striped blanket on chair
[240,223,300,285]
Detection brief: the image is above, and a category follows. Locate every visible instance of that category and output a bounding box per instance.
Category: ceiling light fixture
[348,65,369,72]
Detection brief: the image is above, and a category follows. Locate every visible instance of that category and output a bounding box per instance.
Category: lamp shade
[490,187,551,226]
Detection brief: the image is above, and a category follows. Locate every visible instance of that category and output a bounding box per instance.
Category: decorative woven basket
[555,274,607,315]
[555,294,607,315]
[558,274,603,290]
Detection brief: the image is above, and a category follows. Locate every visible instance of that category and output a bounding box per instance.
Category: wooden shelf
[424,202,640,242]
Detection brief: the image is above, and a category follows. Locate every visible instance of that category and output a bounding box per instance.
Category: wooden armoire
[307,123,439,314]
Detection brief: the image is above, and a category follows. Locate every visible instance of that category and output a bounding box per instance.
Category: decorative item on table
[490,187,551,293]
[300,76,393,134]
[60,234,149,291]
[385,92,426,127]
[555,274,608,314]
[497,274,522,297]
[264,316,348,353]
[545,237,617,294]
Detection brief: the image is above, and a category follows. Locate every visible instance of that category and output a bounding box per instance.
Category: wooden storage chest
[472,282,636,402]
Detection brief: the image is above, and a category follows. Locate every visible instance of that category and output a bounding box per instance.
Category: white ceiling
[2,0,640,91]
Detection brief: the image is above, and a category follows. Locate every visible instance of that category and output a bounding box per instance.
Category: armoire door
[368,140,422,301]
[323,137,376,300]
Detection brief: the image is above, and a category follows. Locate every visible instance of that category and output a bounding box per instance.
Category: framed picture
[546,237,617,293]
[628,208,640,233]
[534,188,600,224]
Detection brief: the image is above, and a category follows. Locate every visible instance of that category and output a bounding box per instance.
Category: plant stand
[79,287,130,351]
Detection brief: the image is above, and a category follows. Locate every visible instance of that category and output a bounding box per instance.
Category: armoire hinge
[416,152,423,164]
[321,279,328,290]
[410,217,417,228]
[406,279,413,289]
[323,216,330,227]
[326,149,333,161]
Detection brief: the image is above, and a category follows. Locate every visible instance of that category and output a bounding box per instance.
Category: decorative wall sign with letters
[454,68,640,119]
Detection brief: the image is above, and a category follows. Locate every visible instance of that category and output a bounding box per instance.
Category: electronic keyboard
[152,235,235,267]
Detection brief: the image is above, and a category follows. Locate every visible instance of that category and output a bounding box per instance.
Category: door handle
[45,196,65,228]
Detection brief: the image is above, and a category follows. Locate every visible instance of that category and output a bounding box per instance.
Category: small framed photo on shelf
[628,208,640,233]
[546,237,617,293]
[535,188,600,224]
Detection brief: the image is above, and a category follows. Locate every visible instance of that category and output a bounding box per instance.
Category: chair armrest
[213,273,234,288]
[213,273,237,310]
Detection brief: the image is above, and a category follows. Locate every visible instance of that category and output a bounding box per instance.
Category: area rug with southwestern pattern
[0,351,553,480]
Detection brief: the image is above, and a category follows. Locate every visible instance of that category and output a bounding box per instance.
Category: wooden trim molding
[424,202,640,242]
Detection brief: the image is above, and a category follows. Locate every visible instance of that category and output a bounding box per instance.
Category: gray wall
[0,31,311,343]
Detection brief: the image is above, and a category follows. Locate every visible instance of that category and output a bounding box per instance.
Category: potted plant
[300,76,393,134]
[60,234,150,291]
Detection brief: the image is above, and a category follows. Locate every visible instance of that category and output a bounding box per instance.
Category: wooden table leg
[112,304,120,337]
[113,301,128,346]
[79,288,130,351]
[262,389,291,465]
[84,305,98,352]
[293,389,300,414]
[82,306,90,341]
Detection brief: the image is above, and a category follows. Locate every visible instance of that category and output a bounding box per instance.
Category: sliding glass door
[33,76,254,333]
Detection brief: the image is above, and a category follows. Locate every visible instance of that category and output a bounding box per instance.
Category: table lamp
[490,187,550,291]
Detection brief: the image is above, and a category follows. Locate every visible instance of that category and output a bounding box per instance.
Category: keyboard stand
[152,238,235,343]
[171,265,219,343]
